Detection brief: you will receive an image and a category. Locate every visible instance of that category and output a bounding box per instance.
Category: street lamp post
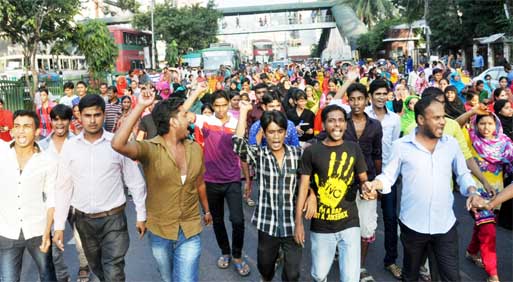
[151,0,156,69]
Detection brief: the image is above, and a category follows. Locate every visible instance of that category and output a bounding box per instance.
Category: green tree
[357,19,402,58]
[344,0,396,28]
[133,0,221,59]
[0,0,80,96]
[75,20,118,85]
[426,0,464,53]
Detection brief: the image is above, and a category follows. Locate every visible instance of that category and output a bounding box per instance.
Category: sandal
[217,255,231,269]
[419,266,431,281]
[385,264,402,280]
[487,277,500,282]
[233,260,250,276]
[77,266,90,282]
[465,251,484,268]
[360,268,375,282]
[246,198,255,207]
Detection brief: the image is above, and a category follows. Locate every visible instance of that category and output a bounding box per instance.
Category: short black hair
[433,68,443,75]
[152,97,184,136]
[261,110,288,132]
[100,82,108,87]
[254,83,268,92]
[476,80,484,86]
[414,95,443,124]
[50,104,73,121]
[211,90,230,103]
[201,103,214,114]
[0,98,4,105]
[229,91,240,100]
[422,87,444,100]
[63,81,74,90]
[293,90,307,101]
[499,76,508,82]
[13,110,40,129]
[321,104,347,123]
[76,81,87,88]
[493,88,505,98]
[261,92,281,105]
[444,85,457,94]
[466,91,478,101]
[39,87,49,95]
[369,79,389,95]
[347,82,368,98]
[108,86,117,93]
[79,94,105,113]
[494,99,509,115]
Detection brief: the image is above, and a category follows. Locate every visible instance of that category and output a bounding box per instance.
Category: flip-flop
[217,255,231,269]
[233,260,250,276]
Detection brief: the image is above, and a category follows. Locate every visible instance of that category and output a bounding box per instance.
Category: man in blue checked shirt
[248,92,300,147]
[233,101,315,282]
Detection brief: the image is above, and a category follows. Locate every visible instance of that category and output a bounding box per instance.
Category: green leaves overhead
[75,20,118,74]
[132,0,221,56]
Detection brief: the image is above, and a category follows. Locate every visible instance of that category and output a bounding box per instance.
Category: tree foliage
[394,0,513,53]
[0,0,79,96]
[357,19,402,58]
[133,0,222,57]
[75,20,118,75]
[344,0,396,28]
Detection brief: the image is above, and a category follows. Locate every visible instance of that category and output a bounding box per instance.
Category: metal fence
[0,74,115,112]
[0,80,32,111]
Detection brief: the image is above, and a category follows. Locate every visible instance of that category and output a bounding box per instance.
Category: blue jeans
[0,232,57,282]
[310,227,361,282]
[148,229,201,282]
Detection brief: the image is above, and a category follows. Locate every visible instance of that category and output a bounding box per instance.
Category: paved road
[22,184,512,282]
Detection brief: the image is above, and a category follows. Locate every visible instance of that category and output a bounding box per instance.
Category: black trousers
[400,221,460,282]
[206,181,245,259]
[257,231,302,282]
[75,211,129,282]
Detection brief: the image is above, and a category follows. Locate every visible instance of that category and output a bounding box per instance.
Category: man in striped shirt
[104,86,121,132]
[233,101,315,282]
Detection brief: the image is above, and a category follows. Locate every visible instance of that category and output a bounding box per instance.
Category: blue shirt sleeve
[286,120,300,147]
[248,121,260,145]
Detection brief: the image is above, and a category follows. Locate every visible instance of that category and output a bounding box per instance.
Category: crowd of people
[0,57,512,282]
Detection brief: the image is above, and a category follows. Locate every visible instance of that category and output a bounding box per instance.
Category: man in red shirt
[0,98,13,141]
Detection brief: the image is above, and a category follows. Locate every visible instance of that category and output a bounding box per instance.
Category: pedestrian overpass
[216,1,367,45]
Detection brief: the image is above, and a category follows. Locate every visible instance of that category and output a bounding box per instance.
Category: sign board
[156,40,167,61]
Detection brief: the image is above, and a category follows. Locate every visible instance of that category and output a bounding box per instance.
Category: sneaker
[385,264,402,280]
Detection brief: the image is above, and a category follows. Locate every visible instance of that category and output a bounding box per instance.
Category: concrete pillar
[473,43,478,58]
[487,43,494,67]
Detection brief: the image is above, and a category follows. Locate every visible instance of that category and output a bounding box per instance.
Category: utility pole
[151,0,156,69]
[424,0,430,58]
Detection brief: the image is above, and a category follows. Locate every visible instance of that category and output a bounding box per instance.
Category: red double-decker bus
[108,26,152,73]
[252,39,273,63]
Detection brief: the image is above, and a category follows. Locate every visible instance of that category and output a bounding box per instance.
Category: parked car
[472,66,508,89]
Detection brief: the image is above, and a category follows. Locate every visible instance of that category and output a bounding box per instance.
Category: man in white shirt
[0,110,57,282]
[53,95,147,281]
[369,96,486,281]
[39,104,91,282]
[365,79,402,279]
